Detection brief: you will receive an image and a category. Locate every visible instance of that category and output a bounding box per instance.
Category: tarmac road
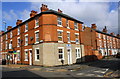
[1,58,120,79]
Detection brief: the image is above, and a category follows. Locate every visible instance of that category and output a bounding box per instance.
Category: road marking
[94,68,109,74]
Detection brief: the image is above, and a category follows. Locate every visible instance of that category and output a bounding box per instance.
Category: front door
[29,50,32,65]
[67,48,72,64]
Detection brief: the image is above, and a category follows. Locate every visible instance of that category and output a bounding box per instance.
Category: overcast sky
[1,0,119,34]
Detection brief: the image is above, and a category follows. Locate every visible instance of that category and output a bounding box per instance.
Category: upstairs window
[57,17,62,26]
[18,27,20,35]
[17,37,20,47]
[25,23,28,32]
[67,32,70,43]
[35,18,39,28]
[6,34,7,40]
[57,30,63,43]
[25,34,28,46]
[75,33,79,44]
[66,20,69,29]
[35,30,39,44]
[6,41,8,49]
[74,22,78,30]
[10,31,12,38]
[9,40,12,49]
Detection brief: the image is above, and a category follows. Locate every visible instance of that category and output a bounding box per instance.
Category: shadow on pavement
[2,70,46,79]
[80,57,120,71]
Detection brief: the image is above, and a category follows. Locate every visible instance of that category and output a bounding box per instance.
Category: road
[1,58,120,79]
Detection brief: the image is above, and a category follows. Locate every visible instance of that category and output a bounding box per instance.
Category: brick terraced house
[0,4,120,66]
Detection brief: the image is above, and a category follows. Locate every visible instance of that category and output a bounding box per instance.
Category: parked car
[116,53,120,58]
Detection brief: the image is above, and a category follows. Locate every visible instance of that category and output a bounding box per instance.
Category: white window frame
[24,49,28,61]
[10,31,12,38]
[17,50,20,61]
[6,34,7,40]
[76,48,81,59]
[17,27,20,35]
[98,33,101,38]
[35,48,40,61]
[57,29,63,43]
[35,18,39,28]
[58,47,64,61]
[25,23,28,32]
[75,33,79,44]
[6,41,8,49]
[17,37,20,47]
[67,31,70,43]
[57,16,62,27]
[9,40,12,49]
[74,22,78,30]
[35,30,39,44]
[25,34,28,46]
[66,20,70,29]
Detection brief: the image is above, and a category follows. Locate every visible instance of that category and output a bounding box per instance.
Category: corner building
[1,4,85,66]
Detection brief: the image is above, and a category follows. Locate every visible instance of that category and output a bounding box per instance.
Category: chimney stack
[40,4,49,12]
[58,9,62,13]
[7,26,12,31]
[110,32,114,36]
[30,10,38,18]
[91,24,97,29]
[16,20,22,26]
[116,34,120,38]
[102,26,107,33]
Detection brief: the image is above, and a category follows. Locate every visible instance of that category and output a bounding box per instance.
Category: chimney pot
[91,24,97,29]
[58,9,62,13]
[7,26,12,31]
[30,10,37,18]
[16,19,22,26]
[40,4,49,12]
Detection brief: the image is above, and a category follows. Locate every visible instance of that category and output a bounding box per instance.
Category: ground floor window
[58,47,64,60]
[35,48,40,61]
[17,51,20,61]
[24,51,28,61]
[76,48,80,59]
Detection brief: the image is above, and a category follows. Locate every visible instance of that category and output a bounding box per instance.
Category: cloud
[30,2,118,34]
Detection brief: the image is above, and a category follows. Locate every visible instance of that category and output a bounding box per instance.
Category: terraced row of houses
[0,4,120,66]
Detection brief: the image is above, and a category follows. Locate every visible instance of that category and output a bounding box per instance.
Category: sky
[1,0,120,35]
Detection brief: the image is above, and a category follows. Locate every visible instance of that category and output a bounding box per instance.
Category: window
[35,18,39,28]
[17,50,20,61]
[25,34,28,46]
[76,48,81,58]
[58,47,64,60]
[74,22,78,30]
[103,35,105,40]
[10,54,12,60]
[35,30,39,43]
[67,32,70,43]
[6,34,7,40]
[57,30,63,42]
[25,23,28,32]
[57,17,62,26]
[24,50,28,61]
[18,27,20,35]
[17,37,20,47]
[10,31,12,38]
[6,41,8,49]
[98,33,101,38]
[99,40,102,47]
[66,20,69,28]
[9,40,12,49]
[75,33,79,44]
[35,48,40,61]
